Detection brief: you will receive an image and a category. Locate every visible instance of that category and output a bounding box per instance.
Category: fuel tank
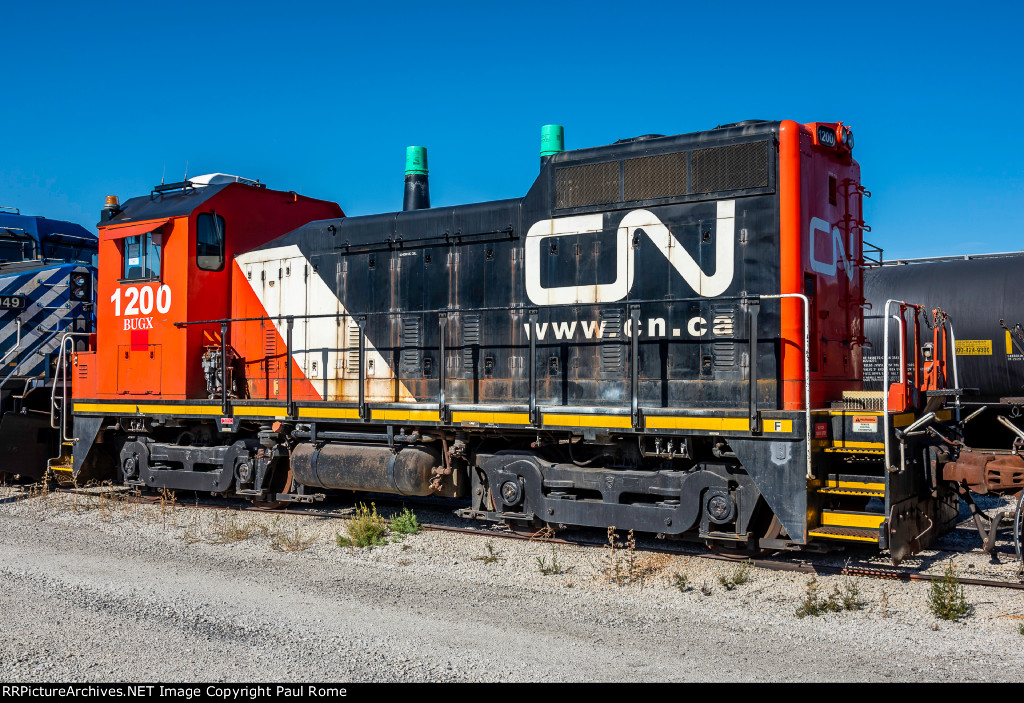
[290,442,443,496]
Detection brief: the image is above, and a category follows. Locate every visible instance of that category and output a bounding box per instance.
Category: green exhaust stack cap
[405,146,428,175]
[540,124,564,157]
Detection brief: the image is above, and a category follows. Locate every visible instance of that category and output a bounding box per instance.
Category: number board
[0,295,28,310]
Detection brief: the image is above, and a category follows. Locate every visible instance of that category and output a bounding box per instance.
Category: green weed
[390,507,422,536]
[340,502,389,549]
[796,577,863,618]
[536,547,564,575]
[473,540,499,564]
[929,562,972,621]
[718,560,752,590]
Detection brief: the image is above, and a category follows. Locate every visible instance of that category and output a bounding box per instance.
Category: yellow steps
[808,509,884,544]
[818,478,885,498]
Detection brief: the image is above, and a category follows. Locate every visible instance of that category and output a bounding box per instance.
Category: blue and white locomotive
[0,206,96,479]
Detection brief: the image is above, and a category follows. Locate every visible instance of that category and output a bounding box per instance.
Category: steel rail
[28,485,1024,592]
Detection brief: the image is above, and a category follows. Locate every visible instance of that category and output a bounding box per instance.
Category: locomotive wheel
[707,507,784,559]
[249,466,294,510]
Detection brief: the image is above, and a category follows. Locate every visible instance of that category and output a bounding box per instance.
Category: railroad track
[426,523,1024,592]
[10,483,1024,592]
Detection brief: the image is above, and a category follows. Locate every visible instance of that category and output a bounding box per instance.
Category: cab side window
[122,230,162,280]
[196,212,225,271]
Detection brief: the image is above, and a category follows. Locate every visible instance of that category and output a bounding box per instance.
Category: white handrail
[50,335,71,433]
[0,328,60,390]
[946,318,961,422]
[50,332,91,442]
[882,299,913,472]
[893,314,905,383]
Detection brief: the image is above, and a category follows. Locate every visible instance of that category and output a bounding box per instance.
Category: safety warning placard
[852,415,878,433]
[956,339,992,356]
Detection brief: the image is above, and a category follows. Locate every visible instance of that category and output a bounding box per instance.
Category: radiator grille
[712,342,735,369]
[462,313,481,373]
[345,321,361,375]
[624,152,687,201]
[400,317,421,374]
[264,326,277,375]
[712,305,736,369]
[692,141,768,193]
[599,308,625,373]
[556,161,620,209]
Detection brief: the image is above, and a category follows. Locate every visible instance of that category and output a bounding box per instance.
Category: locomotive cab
[69,176,341,480]
[76,175,342,400]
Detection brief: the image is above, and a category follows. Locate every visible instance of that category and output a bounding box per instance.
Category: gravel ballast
[1,484,1022,682]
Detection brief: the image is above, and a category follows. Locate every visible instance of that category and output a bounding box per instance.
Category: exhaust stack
[540,124,564,167]
[403,146,430,211]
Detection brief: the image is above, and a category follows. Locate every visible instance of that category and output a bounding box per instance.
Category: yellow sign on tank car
[955,339,992,356]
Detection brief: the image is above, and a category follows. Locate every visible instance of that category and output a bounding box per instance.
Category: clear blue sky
[3,0,1021,260]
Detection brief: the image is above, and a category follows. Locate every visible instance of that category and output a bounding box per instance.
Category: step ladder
[810,473,886,543]
[48,333,81,480]
[825,394,888,455]
[810,395,890,544]
[46,441,75,474]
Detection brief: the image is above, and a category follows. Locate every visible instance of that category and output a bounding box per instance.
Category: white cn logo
[524,200,735,306]
[809,217,855,280]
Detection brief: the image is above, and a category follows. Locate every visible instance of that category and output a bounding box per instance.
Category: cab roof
[0,211,97,246]
[99,182,234,228]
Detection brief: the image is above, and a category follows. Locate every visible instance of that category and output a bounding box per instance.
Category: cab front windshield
[0,235,34,263]
[122,229,162,280]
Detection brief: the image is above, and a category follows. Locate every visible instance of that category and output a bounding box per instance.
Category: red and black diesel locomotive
[59,120,969,564]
